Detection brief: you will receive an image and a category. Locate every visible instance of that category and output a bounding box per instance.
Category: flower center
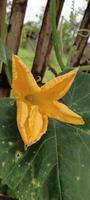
[25,95,32,101]
[25,94,43,108]
[25,94,40,106]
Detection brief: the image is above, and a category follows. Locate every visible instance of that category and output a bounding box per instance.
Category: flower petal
[41,115,48,134]
[16,102,48,146]
[40,69,78,100]
[16,101,29,145]
[27,105,48,146]
[45,101,85,125]
[12,55,40,99]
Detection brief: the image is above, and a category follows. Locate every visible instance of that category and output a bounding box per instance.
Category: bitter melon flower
[12,55,85,146]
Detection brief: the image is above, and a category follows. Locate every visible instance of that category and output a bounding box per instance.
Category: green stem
[51,0,65,71]
[67,65,90,72]
[78,66,90,71]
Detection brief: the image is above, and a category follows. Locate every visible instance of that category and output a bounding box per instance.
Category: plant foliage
[0,72,90,200]
[0,40,12,85]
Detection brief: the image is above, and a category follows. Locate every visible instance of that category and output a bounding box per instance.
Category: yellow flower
[12,55,85,146]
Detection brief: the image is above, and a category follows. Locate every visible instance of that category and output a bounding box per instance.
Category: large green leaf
[0,72,90,200]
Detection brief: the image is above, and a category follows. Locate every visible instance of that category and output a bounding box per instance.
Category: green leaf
[0,72,90,200]
[0,39,12,85]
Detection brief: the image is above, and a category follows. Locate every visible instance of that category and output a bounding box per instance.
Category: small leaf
[0,39,12,85]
